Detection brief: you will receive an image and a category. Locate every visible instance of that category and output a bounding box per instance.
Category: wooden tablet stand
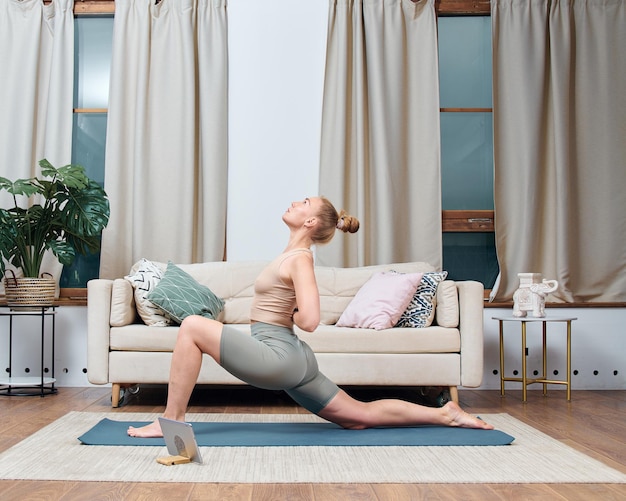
[156,455,192,466]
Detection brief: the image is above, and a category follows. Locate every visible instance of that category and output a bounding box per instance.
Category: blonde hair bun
[336,210,360,234]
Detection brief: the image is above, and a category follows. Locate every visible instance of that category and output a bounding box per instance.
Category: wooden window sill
[0,288,87,307]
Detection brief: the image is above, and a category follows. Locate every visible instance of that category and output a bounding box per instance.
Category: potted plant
[0,159,110,306]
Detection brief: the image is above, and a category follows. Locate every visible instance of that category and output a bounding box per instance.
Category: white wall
[227,0,328,261]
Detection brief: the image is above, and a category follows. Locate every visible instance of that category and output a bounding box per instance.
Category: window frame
[437,6,496,294]
[437,4,493,235]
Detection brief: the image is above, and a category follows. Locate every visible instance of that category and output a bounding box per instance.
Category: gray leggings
[219,322,339,414]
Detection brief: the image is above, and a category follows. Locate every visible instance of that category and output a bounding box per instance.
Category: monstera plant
[0,159,110,282]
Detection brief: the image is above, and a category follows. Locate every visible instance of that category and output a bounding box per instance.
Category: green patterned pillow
[146,261,224,324]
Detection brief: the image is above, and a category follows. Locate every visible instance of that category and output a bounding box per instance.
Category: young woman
[128,196,492,438]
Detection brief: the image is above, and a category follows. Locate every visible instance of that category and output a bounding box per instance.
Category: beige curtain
[100,0,228,279]
[318,0,442,268]
[0,0,74,184]
[0,0,73,292]
[491,0,626,302]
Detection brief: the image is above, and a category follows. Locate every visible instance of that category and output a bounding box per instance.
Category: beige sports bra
[249,248,312,328]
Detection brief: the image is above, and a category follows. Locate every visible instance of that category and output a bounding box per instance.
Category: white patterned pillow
[124,258,172,326]
[396,271,448,328]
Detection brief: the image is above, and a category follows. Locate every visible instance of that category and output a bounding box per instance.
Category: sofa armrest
[87,279,114,385]
[456,280,484,388]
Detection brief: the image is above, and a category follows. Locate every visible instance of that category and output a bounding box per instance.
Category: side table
[0,306,58,397]
[493,315,577,402]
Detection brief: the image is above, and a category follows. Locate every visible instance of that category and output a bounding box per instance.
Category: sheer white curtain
[100,0,228,279]
[0,0,74,292]
[491,0,626,302]
[318,0,441,268]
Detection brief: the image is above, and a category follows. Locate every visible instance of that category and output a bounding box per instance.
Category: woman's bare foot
[127,420,163,438]
[442,401,494,430]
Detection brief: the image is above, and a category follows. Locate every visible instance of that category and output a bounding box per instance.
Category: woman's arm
[282,252,320,332]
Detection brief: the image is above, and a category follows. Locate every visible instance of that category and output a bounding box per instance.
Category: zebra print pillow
[395,271,448,328]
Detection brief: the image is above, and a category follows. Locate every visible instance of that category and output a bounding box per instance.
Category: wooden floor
[0,386,625,500]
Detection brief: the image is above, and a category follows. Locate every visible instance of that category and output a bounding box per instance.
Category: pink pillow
[336,271,424,330]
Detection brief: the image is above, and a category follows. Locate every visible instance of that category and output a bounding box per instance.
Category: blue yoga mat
[78,419,514,447]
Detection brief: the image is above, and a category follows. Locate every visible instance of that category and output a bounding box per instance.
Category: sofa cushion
[436,280,459,327]
[125,258,172,326]
[315,262,436,325]
[110,324,251,352]
[336,271,424,330]
[110,278,136,327]
[396,271,448,329]
[146,261,225,324]
[109,323,460,354]
[298,325,460,354]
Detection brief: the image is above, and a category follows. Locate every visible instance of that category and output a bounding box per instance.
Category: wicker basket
[3,270,56,307]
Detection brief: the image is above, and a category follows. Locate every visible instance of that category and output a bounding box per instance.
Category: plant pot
[3,271,56,308]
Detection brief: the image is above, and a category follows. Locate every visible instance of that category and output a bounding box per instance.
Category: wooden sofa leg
[111,383,122,408]
[449,386,459,404]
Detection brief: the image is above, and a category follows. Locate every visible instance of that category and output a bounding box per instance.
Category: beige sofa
[87,260,485,407]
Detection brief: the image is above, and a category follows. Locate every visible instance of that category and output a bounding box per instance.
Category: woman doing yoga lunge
[128,196,492,438]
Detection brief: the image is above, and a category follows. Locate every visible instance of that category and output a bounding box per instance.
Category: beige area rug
[1,412,625,484]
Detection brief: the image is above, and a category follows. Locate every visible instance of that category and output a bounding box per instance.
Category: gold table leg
[567,320,572,401]
[521,321,527,402]
[542,321,548,396]
[499,320,505,397]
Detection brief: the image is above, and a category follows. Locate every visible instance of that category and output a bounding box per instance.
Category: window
[61,15,113,288]
[437,14,498,289]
